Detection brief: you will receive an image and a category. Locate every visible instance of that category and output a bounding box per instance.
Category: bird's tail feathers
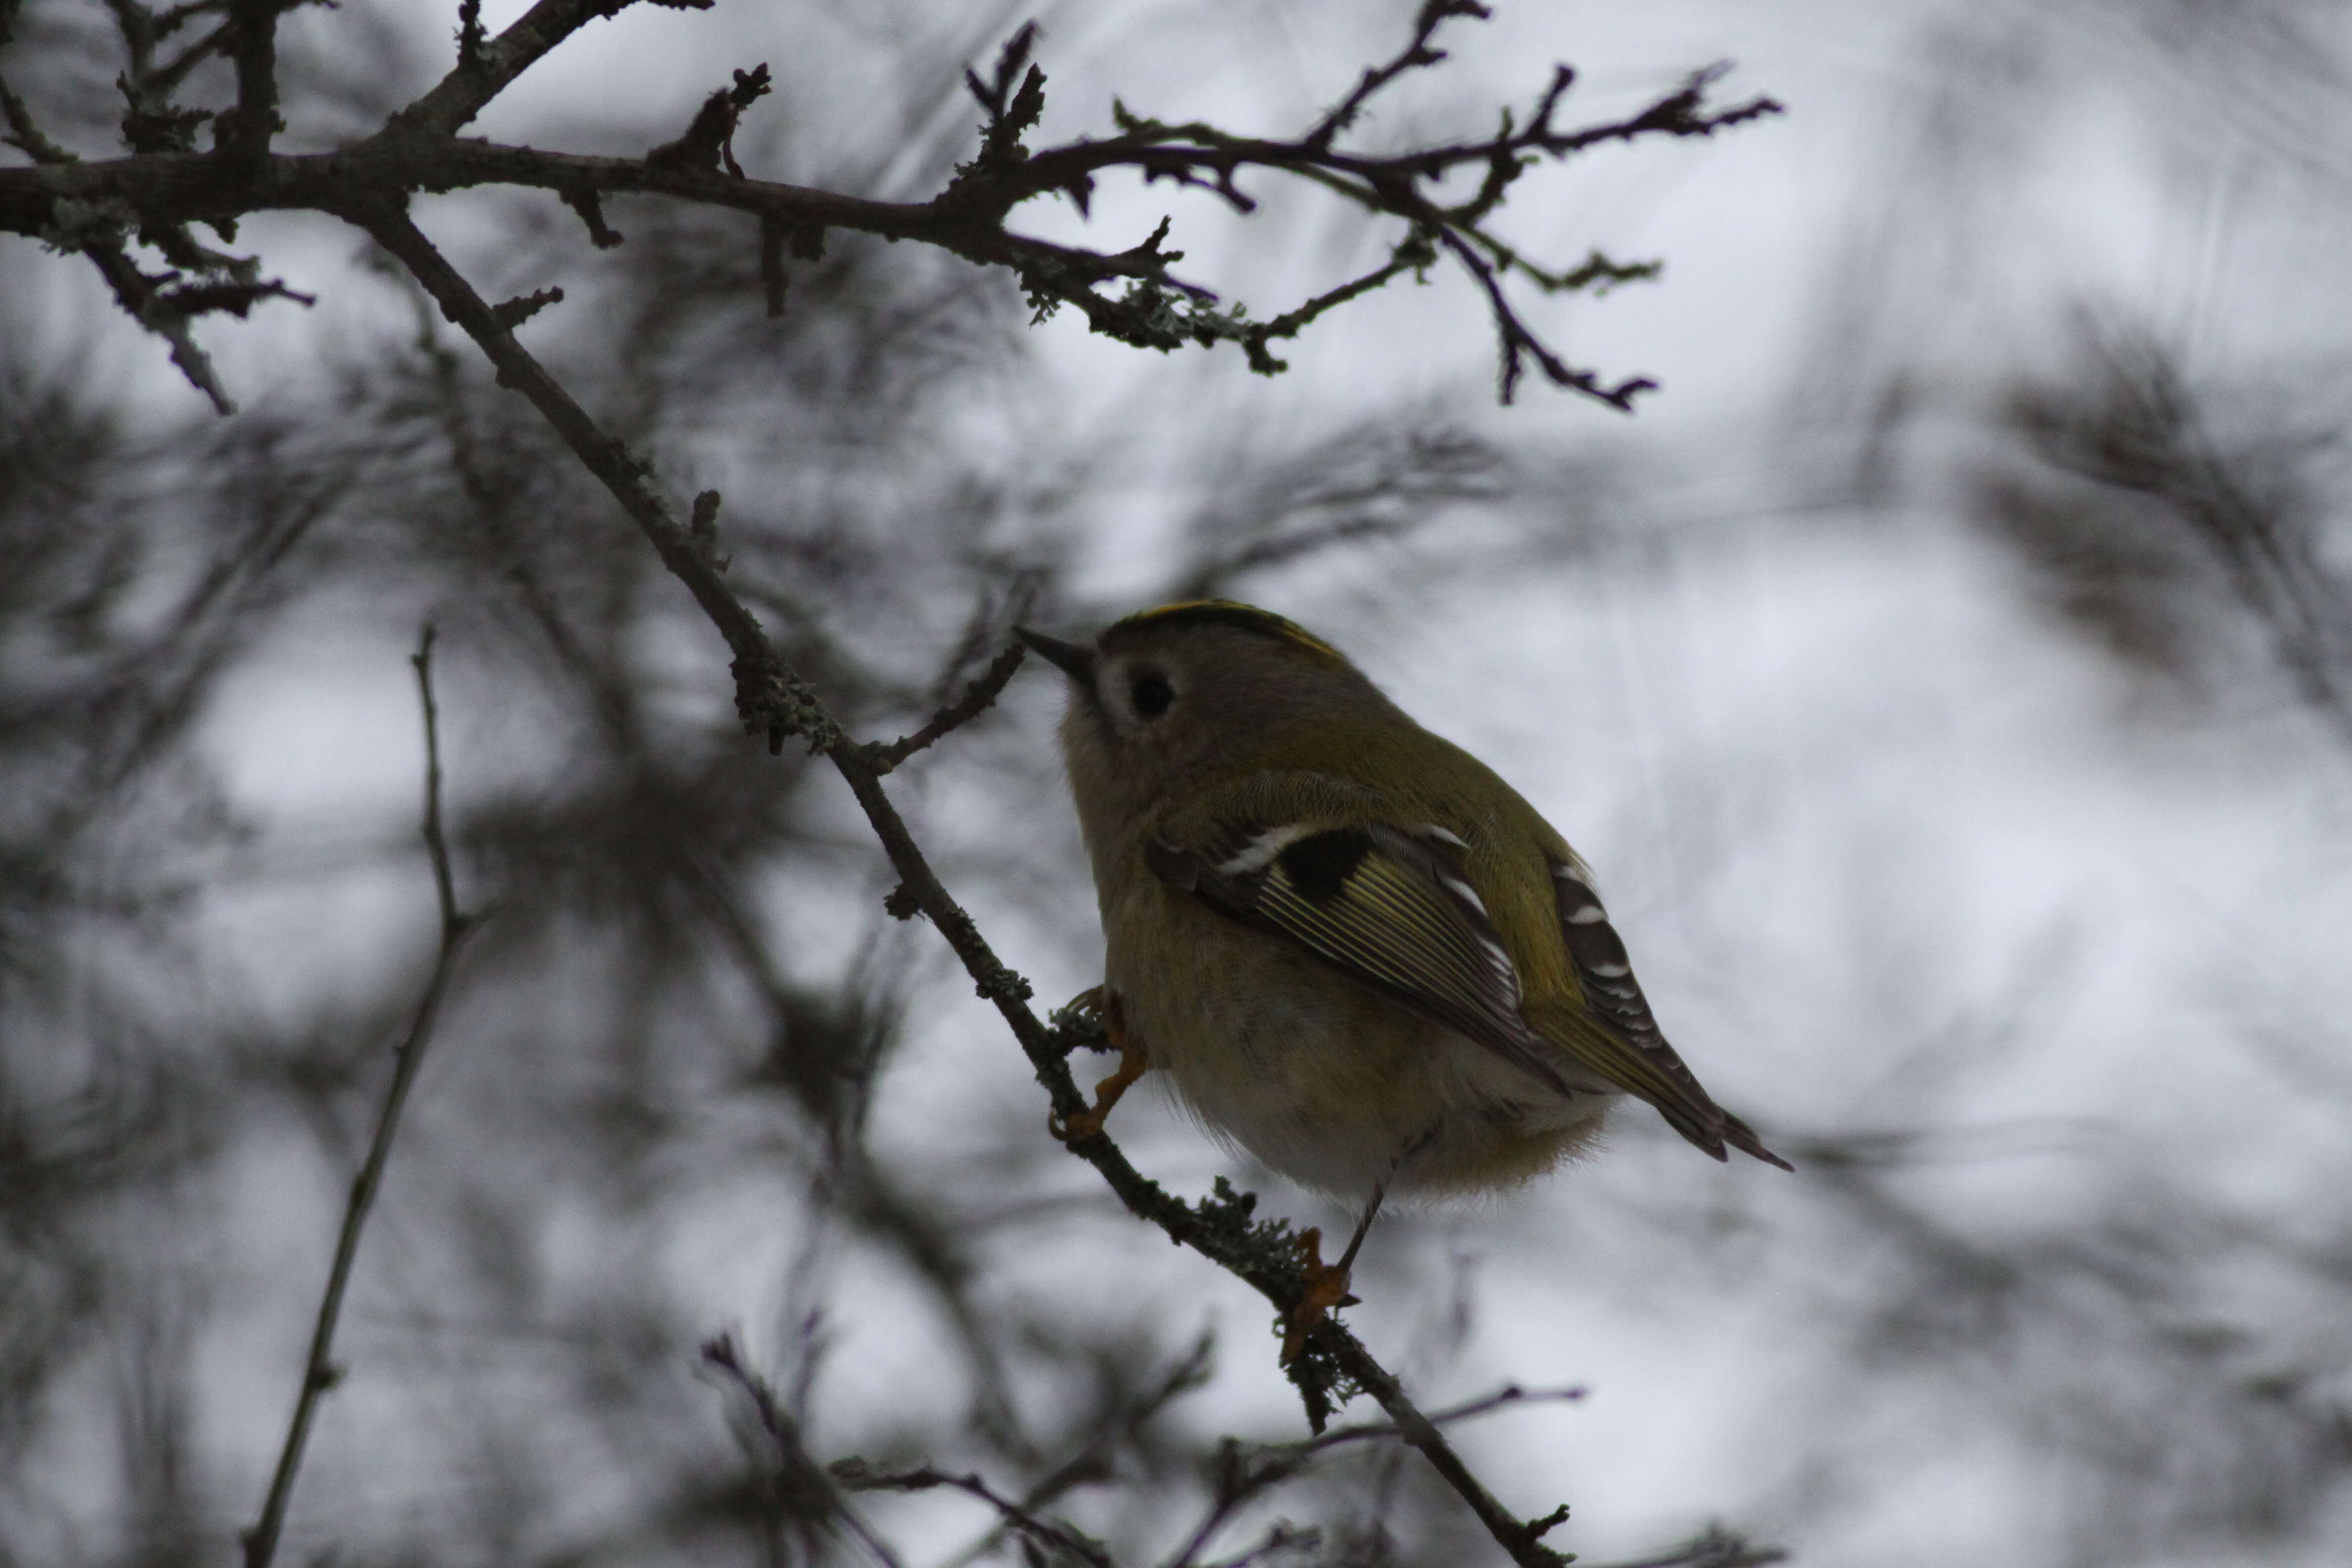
[1540,1010,1793,1172]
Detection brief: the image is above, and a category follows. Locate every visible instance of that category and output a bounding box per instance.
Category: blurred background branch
[241,624,480,1568]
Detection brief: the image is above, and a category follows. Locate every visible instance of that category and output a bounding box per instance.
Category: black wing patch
[1276,827,1372,899]
[1552,861,1792,1171]
[1550,864,1673,1058]
[1149,822,1578,1101]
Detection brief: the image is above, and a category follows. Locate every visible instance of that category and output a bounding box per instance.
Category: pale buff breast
[1103,876,1617,1200]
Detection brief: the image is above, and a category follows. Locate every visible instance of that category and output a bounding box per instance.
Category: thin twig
[1305,0,1482,148]
[941,1332,1218,1568]
[1166,1384,1586,1568]
[861,640,1028,774]
[1579,1527,1788,1568]
[701,1333,907,1568]
[1,57,242,411]
[1195,1521,1321,1568]
[391,0,653,139]
[412,624,460,928]
[352,202,775,674]
[1325,1345,1572,1564]
[216,0,285,171]
[1288,1381,1588,1455]
[836,1462,1122,1568]
[1,6,1774,415]
[0,70,75,164]
[241,624,480,1568]
[1029,1330,1218,1510]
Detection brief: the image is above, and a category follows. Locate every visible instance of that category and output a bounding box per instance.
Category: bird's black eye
[1130,671,1174,718]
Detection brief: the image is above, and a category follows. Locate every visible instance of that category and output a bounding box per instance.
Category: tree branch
[1168,1382,1588,1568]
[215,0,285,171]
[0,71,73,166]
[240,624,481,1568]
[701,1332,908,1568]
[0,10,1776,413]
[834,1461,1120,1568]
[1305,1,1486,150]
[1580,1528,1788,1568]
[349,200,774,675]
[859,640,1029,775]
[391,0,715,141]
[1290,1381,1588,1455]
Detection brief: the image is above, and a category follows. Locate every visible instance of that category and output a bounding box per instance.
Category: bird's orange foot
[1281,1227,1362,1364]
[1050,988,1148,1144]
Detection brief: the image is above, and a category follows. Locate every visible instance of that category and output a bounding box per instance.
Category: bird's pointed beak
[1015,626,1096,684]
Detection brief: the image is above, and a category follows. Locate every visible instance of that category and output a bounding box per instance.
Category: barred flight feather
[1154,821,1573,1101]
[1550,858,1791,1171]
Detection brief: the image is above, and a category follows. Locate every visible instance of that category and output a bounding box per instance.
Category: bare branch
[215,0,286,171]
[940,1333,1219,1568]
[455,0,485,67]
[959,20,1047,179]
[1305,0,1490,149]
[1579,1527,1789,1568]
[835,1460,1121,1568]
[860,641,1029,775]
[391,0,717,141]
[1238,235,1432,377]
[349,201,776,676]
[1315,1347,1575,1565]
[0,8,1774,413]
[0,70,78,168]
[80,238,238,414]
[1435,226,1655,407]
[1292,1381,1589,1455]
[701,1333,907,1568]
[489,284,563,328]
[561,186,625,248]
[240,623,482,1568]
[645,62,772,176]
[1168,1382,1586,1568]
[411,624,460,931]
[9,36,306,412]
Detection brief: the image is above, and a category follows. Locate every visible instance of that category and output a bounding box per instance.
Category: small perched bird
[1018,601,1787,1347]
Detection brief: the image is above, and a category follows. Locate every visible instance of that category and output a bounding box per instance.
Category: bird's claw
[1281,1227,1360,1363]
[1049,987,1147,1144]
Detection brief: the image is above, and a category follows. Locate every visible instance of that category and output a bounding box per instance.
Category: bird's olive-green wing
[1545,859,1792,1170]
[1144,817,1584,1104]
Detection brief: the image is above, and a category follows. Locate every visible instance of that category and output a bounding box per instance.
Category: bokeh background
[6,1,2352,1564]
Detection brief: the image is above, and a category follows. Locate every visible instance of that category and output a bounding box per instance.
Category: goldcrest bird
[1018,601,1787,1334]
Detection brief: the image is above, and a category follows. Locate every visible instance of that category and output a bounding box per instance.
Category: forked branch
[240,625,481,1568]
[0,2,1778,409]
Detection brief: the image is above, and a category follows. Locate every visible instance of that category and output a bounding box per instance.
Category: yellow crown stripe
[1107,601,1348,663]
